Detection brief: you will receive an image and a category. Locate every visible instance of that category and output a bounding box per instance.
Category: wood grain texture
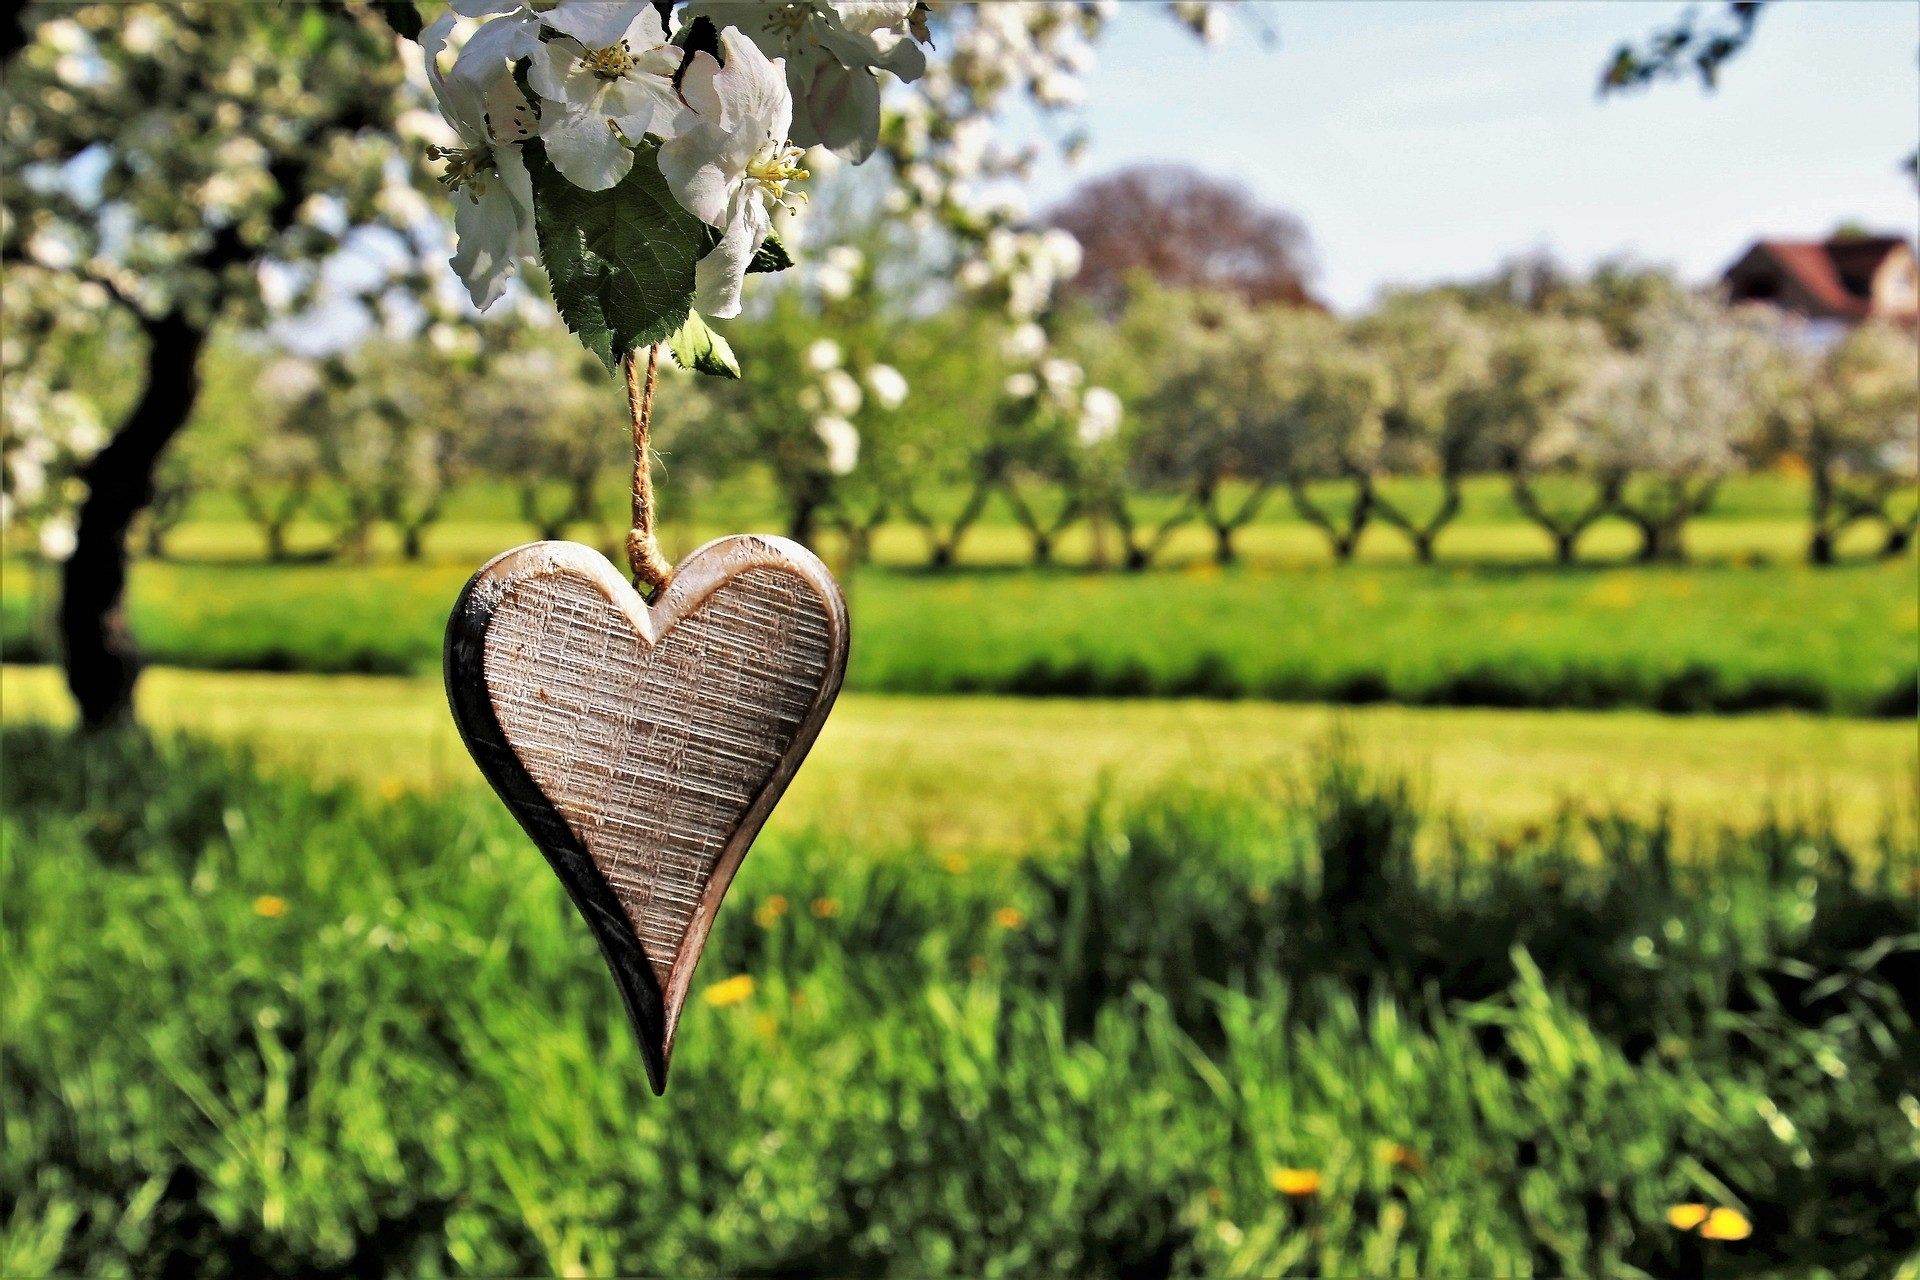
[445,535,849,1093]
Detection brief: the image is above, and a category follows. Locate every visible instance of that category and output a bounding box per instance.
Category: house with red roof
[1721,234,1918,327]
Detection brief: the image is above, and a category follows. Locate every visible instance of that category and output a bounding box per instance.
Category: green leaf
[665,311,741,379]
[528,139,711,373]
[748,234,794,275]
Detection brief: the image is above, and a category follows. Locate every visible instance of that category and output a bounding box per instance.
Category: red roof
[1725,236,1911,320]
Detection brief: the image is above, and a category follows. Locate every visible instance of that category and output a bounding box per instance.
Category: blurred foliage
[3,727,1916,1275]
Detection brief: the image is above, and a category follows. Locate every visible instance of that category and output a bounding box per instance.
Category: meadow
[6,469,1915,1276]
[5,474,1914,717]
[3,665,1914,848]
[5,726,1917,1276]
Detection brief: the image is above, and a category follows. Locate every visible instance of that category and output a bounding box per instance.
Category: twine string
[622,343,673,595]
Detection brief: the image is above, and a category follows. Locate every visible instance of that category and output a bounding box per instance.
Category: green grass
[5,665,1915,848]
[5,526,1913,716]
[4,726,1916,1276]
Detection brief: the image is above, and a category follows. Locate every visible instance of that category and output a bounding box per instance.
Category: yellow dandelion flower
[378,777,407,801]
[1701,1208,1752,1242]
[1269,1167,1321,1198]
[751,1014,778,1039]
[253,895,287,919]
[754,895,788,928]
[702,974,754,1007]
[810,897,842,919]
[992,906,1026,930]
[1666,1203,1711,1231]
[941,852,970,875]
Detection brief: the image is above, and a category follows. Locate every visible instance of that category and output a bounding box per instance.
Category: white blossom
[449,0,649,81]
[685,1,926,160]
[1077,386,1123,447]
[805,338,843,372]
[821,367,863,416]
[659,30,807,319]
[865,362,908,409]
[1001,322,1047,362]
[421,12,537,309]
[814,414,860,474]
[528,7,687,190]
[37,514,78,562]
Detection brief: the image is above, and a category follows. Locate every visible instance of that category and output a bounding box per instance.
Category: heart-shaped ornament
[445,535,849,1093]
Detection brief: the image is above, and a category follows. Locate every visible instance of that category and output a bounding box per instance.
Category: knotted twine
[621,343,674,596]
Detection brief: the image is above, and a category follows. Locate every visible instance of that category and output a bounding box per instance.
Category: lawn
[4,666,1913,847]
[4,726,1915,1276]
[4,522,1912,715]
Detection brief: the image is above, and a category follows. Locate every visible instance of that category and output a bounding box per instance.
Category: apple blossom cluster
[419,0,930,320]
[999,322,1122,451]
[0,271,105,558]
[799,335,909,477]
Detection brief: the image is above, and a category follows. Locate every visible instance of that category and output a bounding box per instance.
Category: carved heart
[445,536,848,1093]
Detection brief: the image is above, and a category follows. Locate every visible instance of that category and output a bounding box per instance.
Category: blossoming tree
[4,0,1227,728]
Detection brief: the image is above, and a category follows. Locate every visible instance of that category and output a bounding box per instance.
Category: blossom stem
[622,343,673,595]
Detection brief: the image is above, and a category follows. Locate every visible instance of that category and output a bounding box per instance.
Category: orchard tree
[232,358,328,563]
[1281,333,1393,563]
[1359,294,1494,562]
[995,344,1119,566]
[6,0,1233,725]
[1127,291,1318,565]
[1476,316,1613,564]
[1582,297,1775,562]
[1,2,443,725]
[464,336,623,544]
[1767,321,1920,563]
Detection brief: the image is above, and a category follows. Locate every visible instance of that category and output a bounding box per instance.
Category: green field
[4,666,1913,847]
[6,514,1913,715]
[5,725,1915,1276]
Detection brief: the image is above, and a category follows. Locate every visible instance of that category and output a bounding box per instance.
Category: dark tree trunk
[1808,528,1836,566]
[401,524,426,561]
[60,312,208,729]
[1552,530,1579,565]
[1633,518,1686,563]
[265,520,291,562]
[788,490,822,548]
[1881,519,1915,559]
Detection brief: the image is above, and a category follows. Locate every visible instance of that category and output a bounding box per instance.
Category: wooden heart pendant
[445,536,849,1093]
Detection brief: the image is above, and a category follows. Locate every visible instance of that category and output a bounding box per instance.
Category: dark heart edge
[444,536,850,1095]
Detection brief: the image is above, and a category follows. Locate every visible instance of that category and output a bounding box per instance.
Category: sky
[1010,0,1920,312]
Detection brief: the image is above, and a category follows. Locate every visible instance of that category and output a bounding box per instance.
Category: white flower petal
[527,37,583,104]
[451,185,523,309]
[659,122,749,227]
[601,72,683,142]
[540,105,635,190]
[708,27,792,141]
[421,12,488,143]
[544,0,650,47]
[451,0,523,16]
[691,214,764,319]
[678,50,724,120]
[451,14,540,84]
